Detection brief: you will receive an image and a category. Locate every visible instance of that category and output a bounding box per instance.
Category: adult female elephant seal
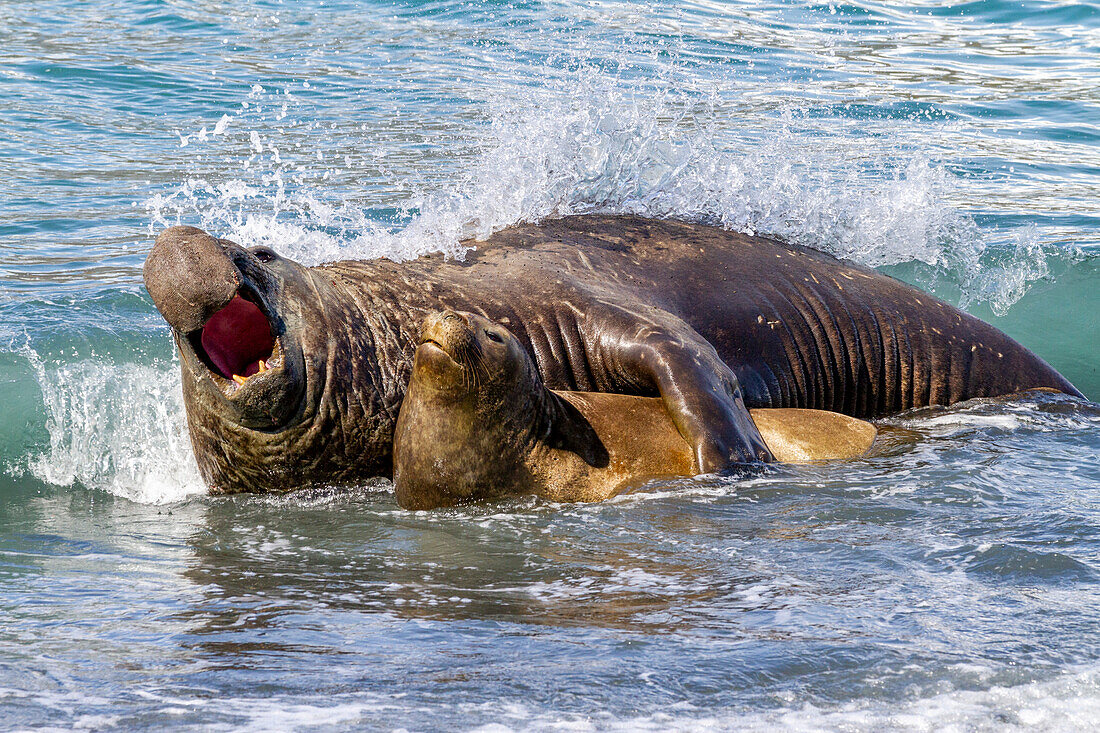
[394,310,878,510]
[143,214,1081,494]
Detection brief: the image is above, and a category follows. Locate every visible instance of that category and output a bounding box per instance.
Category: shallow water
[1,1,1099,730]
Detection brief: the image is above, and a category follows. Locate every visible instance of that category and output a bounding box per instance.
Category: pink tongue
[200,296,274,378]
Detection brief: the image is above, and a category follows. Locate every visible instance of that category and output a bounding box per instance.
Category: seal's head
[143,226,323,490]
[393,310,540,509]
[411,310,537,401]
[393,310,603,509]
[144,226,311,428]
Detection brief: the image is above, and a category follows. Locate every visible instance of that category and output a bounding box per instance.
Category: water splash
[143,76,1059,312]
[145,83,442,264]
[966,225,1056,316]
[15,349,203,504]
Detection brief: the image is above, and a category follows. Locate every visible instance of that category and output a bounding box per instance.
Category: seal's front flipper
[749,408,876,462]
[592,308,774,473]
[657,356,774,472]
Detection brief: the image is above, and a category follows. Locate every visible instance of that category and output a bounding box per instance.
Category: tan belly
[552,392,876,499]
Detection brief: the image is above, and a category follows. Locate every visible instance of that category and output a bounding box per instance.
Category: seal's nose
[143,226,241,333]
[420,310,480,353]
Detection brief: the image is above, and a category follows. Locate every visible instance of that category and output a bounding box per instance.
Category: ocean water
[1,0,1099,729]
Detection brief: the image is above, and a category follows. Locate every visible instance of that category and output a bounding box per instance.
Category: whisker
[442,329,491,393]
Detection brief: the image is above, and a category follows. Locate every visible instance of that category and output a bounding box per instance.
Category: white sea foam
[503,566,706,603]
[460,665,1100,732]
[886,392,1100,437]
[919,413,1026,434]
[49,662,1088,732]
[16,349,204,504]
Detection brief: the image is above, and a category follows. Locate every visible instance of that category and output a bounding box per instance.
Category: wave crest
[15,349,204,504]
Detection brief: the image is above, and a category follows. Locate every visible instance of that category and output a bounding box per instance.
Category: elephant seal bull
[142,214,1081,494]
[393,310,878,510]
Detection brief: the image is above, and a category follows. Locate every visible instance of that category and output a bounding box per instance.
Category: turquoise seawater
[2,1,1099,729]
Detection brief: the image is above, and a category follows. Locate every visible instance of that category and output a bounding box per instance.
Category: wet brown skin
[394,311,877,509]
[143,215,1081,494]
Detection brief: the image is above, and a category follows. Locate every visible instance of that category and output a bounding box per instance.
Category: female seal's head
[411,310,538,403]
[393,310,549,509]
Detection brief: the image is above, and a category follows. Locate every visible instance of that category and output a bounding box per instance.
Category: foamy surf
[32,662,1089,732]
[461,665,1100,732]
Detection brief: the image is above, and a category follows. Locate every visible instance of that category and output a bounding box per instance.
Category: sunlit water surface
[1,0,1099,729]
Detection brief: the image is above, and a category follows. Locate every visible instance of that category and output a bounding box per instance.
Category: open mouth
[187,290,281,391]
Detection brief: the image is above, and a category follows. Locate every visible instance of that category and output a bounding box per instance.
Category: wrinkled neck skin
[181,263,419,494]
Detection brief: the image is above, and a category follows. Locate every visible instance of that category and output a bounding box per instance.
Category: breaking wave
[13,348,203,504]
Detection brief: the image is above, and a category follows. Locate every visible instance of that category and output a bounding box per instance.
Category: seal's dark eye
[251,246,278,263]
[484,329,504,343]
